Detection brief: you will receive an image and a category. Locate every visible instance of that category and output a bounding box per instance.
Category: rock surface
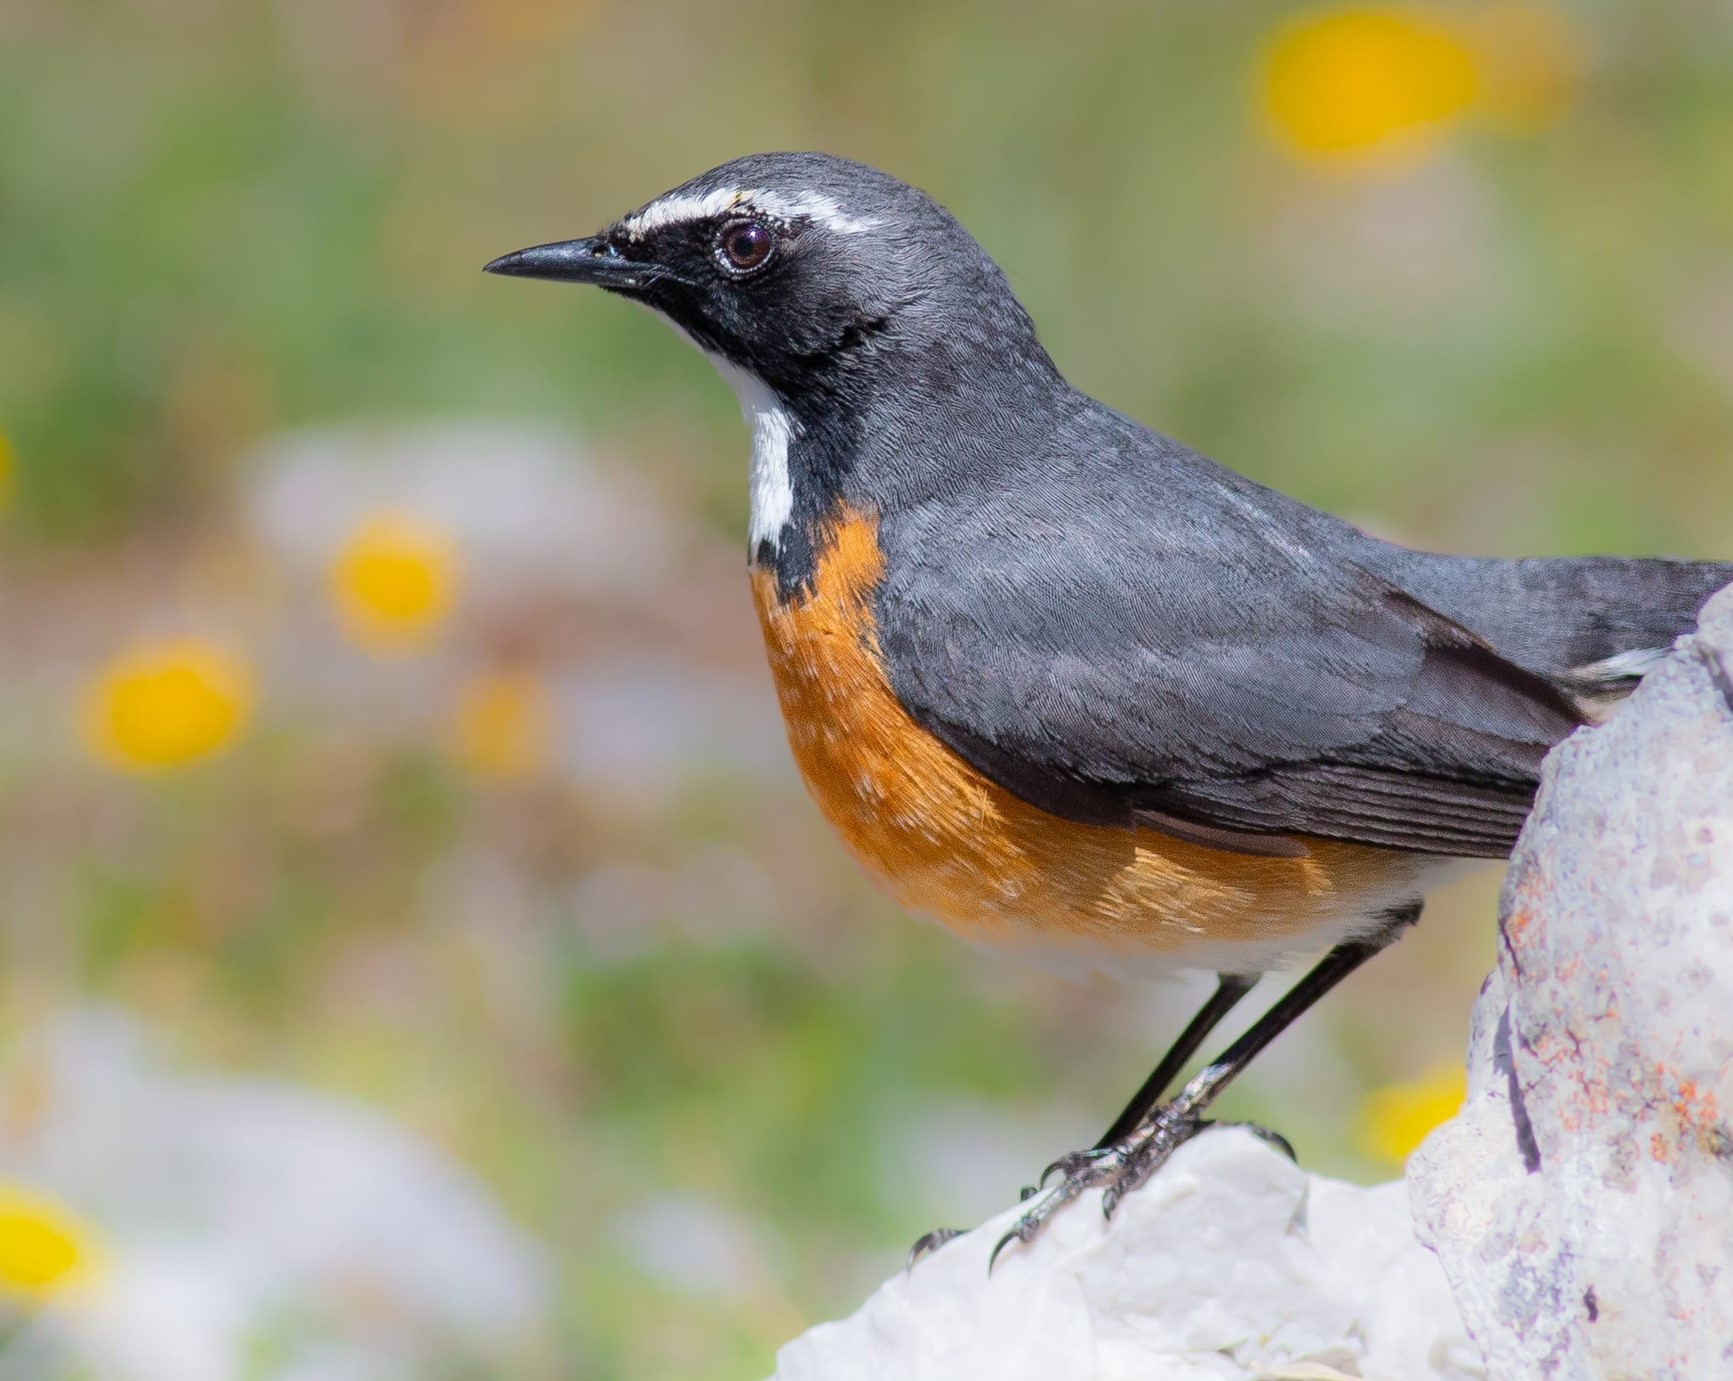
[772,1130,1480,1381]
[769,586,1733,1381]
[1410,585,1733,1379]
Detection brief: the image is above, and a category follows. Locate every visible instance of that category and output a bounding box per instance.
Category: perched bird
[486,153,1732,1264]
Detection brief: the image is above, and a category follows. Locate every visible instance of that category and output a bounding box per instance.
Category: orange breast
[750,508,1427,974]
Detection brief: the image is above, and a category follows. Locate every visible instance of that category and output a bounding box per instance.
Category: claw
[1222,1119,1296,1162]
[987,1221,1029,1275]
[907,1226,964,1269]
[988,1166,1096,1273]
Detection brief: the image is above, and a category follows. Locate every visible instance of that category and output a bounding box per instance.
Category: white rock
[1410,584,1733,1380]
[771,1129,1480,1381]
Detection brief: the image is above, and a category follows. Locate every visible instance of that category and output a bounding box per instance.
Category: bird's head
[484,152,1049,404]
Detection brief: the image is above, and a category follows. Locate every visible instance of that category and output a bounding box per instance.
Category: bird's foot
[988,1096,1207,1272]
[906,1225,967,1269]
[1214,1118,1296,1162]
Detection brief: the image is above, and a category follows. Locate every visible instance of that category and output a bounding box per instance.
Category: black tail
[1365,549,1733,689]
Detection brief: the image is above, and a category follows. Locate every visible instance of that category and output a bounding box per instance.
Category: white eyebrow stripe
[621,187,750,236]
[620,186,877,239]
[749,190,877,234]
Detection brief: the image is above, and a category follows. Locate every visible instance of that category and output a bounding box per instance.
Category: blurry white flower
[247,421,681,609]
[608,1192,766,1299]
[604,1192,807,1355]
[550,650,789,809]
[0,1009,548,1381]
[1264,155,1503,330]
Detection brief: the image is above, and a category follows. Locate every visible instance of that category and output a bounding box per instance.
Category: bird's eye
[716,219,775,274]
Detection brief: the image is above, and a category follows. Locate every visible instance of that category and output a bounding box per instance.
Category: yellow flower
[81,638,253,772]
[1358,1062,1467,1163]
[450,668,550,783]
[1259,7,1480,170]
[330,511,459,654]
[0,1184,104,1303]
[1468,2,1580,133]
[0,430,14,513]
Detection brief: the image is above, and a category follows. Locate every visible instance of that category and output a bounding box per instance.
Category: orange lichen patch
[1634,1073,1724,1163]
[1517,1024,1599,1132]
[1574,1066,1614,1125]
[751,508,1422,967]
[1668,1078,1720,1133]
[1501,876,1551,945]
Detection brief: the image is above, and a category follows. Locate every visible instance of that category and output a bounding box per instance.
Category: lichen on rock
[1410,585,1733,1380]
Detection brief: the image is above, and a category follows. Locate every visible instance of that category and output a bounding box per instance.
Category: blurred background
[1,1,1730,1376]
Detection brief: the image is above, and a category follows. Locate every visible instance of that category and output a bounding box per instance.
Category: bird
[485,152,1733,1266]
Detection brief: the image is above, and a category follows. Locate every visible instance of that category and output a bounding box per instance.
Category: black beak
[483,236,670,291]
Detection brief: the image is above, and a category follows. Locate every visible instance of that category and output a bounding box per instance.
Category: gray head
[488,153,1071,578]
[484,152,1054,405]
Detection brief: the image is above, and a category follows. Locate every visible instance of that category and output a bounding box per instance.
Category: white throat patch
[615,178,872,552]
[709,356,796,552]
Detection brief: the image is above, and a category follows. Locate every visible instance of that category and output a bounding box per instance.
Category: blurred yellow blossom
[1260,7,1481,169]
[1469,2,1580,132]
[450,669,551,783]
[0,1183,103,1302]
[81,638,253,771]
[330,510,459,653]
[0,430,13,514]
[1358,1062,1467,1163]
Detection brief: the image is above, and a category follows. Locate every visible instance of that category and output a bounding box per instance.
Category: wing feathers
[878,453,1587,860]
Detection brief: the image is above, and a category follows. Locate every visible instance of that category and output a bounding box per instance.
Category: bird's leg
[908,971,1256,1267]
[1093,973,1259,1150]
[1027,971,1260,1194]
[992,907,1420,1271]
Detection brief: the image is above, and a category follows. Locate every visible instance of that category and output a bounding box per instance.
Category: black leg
[912,974,1254,1268]
[1137,938,1387,1129]
[992,903,1422,1270]
[1093,973,1257,1150]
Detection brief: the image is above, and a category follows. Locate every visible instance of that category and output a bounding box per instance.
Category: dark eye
[716,220,774,273]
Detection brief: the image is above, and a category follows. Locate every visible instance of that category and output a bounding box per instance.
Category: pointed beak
[483,236,667,291]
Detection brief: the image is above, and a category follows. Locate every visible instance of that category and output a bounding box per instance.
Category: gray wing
[874,441,1582,859]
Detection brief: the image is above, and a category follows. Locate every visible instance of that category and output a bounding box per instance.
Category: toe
[907,1226,965,1268]
[987,1220,1031,1275]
